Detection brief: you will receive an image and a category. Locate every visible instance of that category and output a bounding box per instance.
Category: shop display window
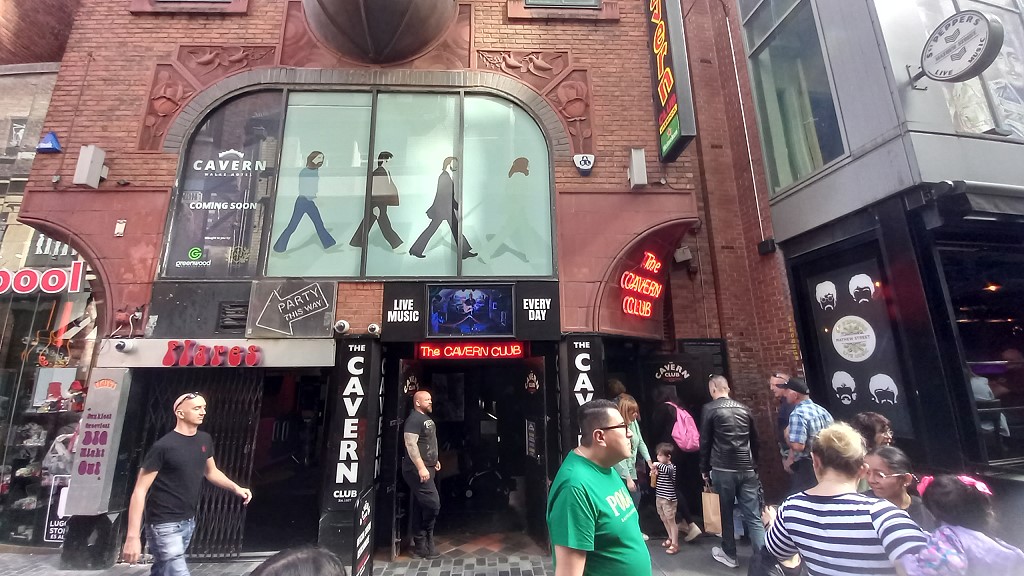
[165,89,555,280]
[162,90,283,279]
[940,245,1024,461]
[0,290,95,546]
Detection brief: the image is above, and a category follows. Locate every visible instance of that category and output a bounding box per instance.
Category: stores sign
[920,10,1004,83]
[0,261,83,295]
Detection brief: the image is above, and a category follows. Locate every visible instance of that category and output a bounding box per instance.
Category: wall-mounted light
[984,283,1002,292]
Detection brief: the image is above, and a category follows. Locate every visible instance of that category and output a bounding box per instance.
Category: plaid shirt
[787,399,833,460]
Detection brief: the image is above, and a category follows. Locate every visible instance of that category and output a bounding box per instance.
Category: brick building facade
[18,0,797,565]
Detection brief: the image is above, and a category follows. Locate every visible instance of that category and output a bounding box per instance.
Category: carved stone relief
[139,64,197,151]
[177,46,276,87]
[478,50,570,93]
[547,70,595,154]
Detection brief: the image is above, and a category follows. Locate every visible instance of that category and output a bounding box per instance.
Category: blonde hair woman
[764,422,927,575]
[614,393,653,540]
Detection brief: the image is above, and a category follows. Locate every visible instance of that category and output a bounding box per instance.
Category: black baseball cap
[777,377,809,395]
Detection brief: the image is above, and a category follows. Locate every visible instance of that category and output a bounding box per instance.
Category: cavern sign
[645,0,696,162]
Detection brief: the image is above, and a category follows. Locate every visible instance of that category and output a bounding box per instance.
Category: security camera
[333,319,351,334]
[114,340,134,353]
[367,323,381,336]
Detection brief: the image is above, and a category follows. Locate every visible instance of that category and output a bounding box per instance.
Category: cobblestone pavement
[0,535,751,575]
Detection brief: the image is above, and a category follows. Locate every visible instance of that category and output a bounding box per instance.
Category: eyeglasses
[174,392,201,411]
[866,469,908,481]
[598,423,629,432]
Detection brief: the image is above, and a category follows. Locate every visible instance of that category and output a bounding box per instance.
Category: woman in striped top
[765,422,928,575]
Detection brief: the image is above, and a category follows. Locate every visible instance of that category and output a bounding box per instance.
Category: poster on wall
[807,259,913,436]
[163,91,283,279]
[44,475,71,543]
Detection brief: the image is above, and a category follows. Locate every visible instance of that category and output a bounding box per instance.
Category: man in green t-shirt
[547,399,652,576]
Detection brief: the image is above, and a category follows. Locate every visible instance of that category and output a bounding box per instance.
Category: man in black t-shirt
[403,390,441,559]
[121,393,253,576]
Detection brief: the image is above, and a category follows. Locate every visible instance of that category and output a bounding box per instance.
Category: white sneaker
[712,546,739,568]
[683,522,703,542]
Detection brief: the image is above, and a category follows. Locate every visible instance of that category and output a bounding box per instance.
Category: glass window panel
[524,0,600,7]
[163,91,282,278]
[739,0,762,21]
[266,92,372,277]
[961,1,1024,138]
[744,0,799,50]
[364,94,460,277]
[940,245,1024,460]
[461,96,553,277]
[750,0,844,192]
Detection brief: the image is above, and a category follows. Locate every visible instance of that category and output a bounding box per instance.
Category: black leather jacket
[699,397,759,474]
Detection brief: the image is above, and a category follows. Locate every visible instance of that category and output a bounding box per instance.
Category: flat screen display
[426,285,514,337]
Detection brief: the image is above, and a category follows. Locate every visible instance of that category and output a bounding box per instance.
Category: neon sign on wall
[621,251,665,318]
[417,341,527,360]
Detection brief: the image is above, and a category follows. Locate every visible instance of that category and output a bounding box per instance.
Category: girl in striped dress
[764,422,928,575]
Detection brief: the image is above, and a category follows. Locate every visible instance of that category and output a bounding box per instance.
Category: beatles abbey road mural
[259,92,553,278]
[166,91,553,280]
[807,256,913,436]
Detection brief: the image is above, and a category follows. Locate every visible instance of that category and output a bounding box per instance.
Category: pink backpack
[666,402,700,452]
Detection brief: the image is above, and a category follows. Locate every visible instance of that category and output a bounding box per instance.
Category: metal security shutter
[139,368,263,559]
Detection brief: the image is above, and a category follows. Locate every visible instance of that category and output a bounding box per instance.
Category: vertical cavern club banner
[807,258,912,437]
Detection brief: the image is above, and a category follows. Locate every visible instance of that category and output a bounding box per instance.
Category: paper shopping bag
[702,486,722,536]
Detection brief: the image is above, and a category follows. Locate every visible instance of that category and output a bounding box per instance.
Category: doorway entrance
[380,347,553,559]
[242,369,329,552]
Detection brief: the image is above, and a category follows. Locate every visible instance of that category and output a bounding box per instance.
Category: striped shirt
[653,462,676,500]
[765,492,927,576]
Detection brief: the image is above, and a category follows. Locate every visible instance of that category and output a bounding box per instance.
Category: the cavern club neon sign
[417,342,527,360]
[621,251,665,318]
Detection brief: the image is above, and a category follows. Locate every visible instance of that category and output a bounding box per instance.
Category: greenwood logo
[187,247,204,260]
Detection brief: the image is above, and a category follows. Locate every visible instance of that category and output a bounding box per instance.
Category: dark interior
[243,370,328,552]
[395,357,548,555]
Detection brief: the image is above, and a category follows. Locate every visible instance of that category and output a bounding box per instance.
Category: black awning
[911,181,1024,228]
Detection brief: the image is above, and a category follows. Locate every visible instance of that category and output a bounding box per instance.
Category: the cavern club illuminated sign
[0,261,84,295]
[645,0,696,162]
[416,341,528,360]
[161,340,262,367]
[621,251,665,318]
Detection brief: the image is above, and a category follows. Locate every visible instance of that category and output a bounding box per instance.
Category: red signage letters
[162,340,262,367]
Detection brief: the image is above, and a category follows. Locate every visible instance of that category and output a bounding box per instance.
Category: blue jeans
[274,196,336,251]
[145,518,195,576]
[711,469,765,558]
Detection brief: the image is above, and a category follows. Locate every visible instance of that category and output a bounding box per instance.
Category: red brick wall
[0,0,79,65]
[21,0,797,493]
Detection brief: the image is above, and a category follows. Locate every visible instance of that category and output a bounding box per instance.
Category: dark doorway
[387,354,549,558]
[242,369,329,552]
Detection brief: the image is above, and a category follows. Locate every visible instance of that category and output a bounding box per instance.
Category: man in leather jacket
[699,375,766,568]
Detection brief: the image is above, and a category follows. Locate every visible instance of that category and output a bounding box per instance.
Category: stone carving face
[831,371,857,405]
[815,281,837,310]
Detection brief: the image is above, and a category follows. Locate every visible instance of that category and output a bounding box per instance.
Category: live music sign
[0,261,84,295]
